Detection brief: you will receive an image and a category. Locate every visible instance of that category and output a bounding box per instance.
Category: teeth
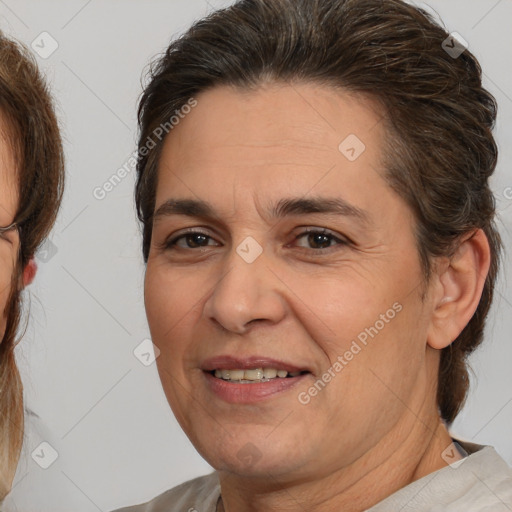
[244,369,263,380]
[262,368,277,379]
[228,369,245,380]
[212,367,305,382]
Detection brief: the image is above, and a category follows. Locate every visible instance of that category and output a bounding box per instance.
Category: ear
[427,229,491,350]
[22,258,37,287]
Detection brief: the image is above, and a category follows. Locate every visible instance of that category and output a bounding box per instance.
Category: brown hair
[135,0,501,425]
[0,32,64,497]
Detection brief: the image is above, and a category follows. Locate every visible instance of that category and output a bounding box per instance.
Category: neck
[217,414,460,512]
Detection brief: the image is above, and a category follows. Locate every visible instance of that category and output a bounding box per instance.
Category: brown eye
[294,228,348,251]
[165,230,218,250]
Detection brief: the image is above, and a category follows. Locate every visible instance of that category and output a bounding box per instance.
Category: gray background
[0,0,510,510]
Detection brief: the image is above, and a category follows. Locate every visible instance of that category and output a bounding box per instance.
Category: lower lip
[203,371,309,404]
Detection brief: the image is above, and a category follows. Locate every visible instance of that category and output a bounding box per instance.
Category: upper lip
[201,355,311,373]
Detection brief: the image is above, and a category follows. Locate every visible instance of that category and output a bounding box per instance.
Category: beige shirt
[112,439,512,511]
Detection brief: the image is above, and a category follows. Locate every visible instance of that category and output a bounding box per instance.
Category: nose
[203,243,287,334]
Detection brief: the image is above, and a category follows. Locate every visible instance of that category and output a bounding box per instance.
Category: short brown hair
[135,0,501,425]
[0,32,64,496]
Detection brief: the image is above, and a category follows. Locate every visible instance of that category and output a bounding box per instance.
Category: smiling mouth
[209,368,310,383]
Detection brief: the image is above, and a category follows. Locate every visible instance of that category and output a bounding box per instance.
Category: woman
[0,33,64,500]
[116,0,511,509]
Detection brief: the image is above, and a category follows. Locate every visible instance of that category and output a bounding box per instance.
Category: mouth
[201,356,312,403]
[208,368,310,383]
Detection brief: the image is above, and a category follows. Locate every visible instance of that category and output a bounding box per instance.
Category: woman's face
[0,116,20,339]
[145,83,440,481]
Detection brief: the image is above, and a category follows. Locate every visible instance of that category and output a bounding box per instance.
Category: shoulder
[369,438,512,511]
[111,472,220,512]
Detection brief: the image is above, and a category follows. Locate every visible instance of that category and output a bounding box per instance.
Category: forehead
[155,82,390,218]
[162,82,384,160]
[0,111,19,221]
[0,111,16,174]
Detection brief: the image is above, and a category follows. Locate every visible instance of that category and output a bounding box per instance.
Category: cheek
[144,263,205,373]
[144,263,208,431]
[0,286,9,337]
[145,264,191,335]
[0,269,15,339]
[292,266,428,400]
[285,269,398,358]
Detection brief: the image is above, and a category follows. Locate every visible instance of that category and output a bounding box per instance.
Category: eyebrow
[153,196,371,226]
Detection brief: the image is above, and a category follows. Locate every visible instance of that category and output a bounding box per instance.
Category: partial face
[145,83,438,480]
[0,115,20,340]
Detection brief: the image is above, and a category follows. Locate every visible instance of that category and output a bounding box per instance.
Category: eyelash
[163,227,349,253]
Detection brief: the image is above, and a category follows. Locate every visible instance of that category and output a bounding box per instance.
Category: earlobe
[427,229,491,350]
[22,258,37,287]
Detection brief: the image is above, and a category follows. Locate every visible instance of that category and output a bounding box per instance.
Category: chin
[215,453,296,478]
[193,428,307,478]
